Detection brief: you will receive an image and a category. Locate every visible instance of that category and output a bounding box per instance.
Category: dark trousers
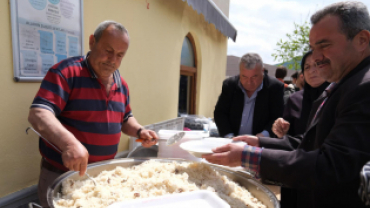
[38,159,65,208]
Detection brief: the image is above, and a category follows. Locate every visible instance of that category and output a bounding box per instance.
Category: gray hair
[94,20,129,42]
[239,53,264,69]
[311,1,370,41]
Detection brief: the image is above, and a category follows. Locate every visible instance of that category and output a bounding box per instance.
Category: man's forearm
[121,117,142,137]
[28,108,79,151]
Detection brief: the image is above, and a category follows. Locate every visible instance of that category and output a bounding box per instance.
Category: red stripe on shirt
[89,154,116,162]
[61,110,124,123]
[60,65,91,79]
[36,88,67,110]
[50,61,62,70]
[68,88,105,100]
[121,78,129,88]
[125,105,132,114]
[110,92,128,103]
[43,71,71,93]
[64,125,122,146]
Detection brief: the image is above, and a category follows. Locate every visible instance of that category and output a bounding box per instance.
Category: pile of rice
[54,161,267,208]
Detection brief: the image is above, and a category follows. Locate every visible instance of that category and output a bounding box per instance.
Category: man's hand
[202,143,245,167]
[121,117,158,147]
[138,129,158,147]
[28,108,89,176]
[272,118,290,138]
[232,135,260,147]
[61,141,89,176]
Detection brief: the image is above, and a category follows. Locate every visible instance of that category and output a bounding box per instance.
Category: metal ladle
[26,127,97,186]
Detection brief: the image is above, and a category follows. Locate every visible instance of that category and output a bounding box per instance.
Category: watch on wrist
[136,127,143,138]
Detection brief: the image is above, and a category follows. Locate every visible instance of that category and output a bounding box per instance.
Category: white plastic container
[128,117,185,153]
[157,130,204,161]
[107,190,230,208]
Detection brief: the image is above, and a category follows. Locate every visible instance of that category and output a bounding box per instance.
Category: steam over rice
[54,161,266,208]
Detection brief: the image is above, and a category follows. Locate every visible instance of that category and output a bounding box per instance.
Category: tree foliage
[272,22,311,70]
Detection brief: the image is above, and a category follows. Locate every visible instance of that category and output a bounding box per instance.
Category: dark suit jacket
[259,56,370,208]
[283,90,305,136]
[280,82,329,208]
[214,74,284,137]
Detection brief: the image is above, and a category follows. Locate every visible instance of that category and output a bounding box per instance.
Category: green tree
[272,22,311,70]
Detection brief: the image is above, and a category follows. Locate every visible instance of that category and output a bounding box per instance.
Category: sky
[227,0,370,65]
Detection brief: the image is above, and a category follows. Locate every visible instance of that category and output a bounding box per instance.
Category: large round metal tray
[47,158,280,208]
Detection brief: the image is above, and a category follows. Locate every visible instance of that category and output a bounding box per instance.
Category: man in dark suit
[214,53,284,138]
[204,2,370,207]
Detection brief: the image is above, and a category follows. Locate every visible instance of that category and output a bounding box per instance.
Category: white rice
[54,161,267,208]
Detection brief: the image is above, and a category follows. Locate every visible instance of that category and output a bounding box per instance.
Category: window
[178,35,197,115]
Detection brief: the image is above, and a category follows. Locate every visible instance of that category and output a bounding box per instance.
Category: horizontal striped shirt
[31,54,132,171]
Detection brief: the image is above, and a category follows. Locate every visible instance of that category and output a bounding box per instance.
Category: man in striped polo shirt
[28,20,158,207]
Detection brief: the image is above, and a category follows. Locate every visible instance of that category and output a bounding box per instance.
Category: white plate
[179,139,230,158]
[203,137,232,142]
[107,190,230,208]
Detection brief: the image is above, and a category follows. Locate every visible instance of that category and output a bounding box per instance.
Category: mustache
[103,63,115,68]
[315,59,330,67]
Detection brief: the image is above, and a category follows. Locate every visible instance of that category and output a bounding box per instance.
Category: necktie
[312,82,337,122]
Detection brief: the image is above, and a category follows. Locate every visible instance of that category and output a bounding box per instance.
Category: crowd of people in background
[274,66,296,105]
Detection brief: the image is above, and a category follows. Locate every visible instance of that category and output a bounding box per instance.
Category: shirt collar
[238,80,264,96]
[84,52,121,89]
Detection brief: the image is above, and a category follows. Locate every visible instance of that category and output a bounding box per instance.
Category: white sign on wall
[10,0,84,82]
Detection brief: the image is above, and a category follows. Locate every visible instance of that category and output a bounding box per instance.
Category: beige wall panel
[0,0,43,197]
[0,0,227,197]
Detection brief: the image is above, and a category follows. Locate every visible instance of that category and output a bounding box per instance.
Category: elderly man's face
[309,15,358,83]
[239,64,264,94]
[88,25,129,79]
